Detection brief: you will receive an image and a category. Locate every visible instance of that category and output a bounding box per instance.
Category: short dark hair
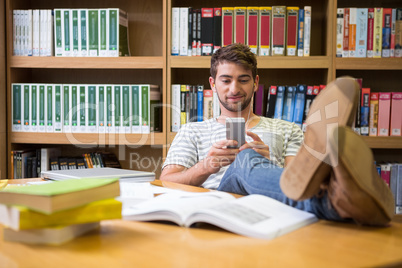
[210,43,257,80]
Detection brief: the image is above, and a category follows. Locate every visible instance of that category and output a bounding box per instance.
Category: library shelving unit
[335,0,402,163]
[0,0,6,178]
[166,0,335,146]
[4,0,167,179]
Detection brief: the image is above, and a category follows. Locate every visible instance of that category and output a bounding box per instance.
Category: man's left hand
[239,131,270,159]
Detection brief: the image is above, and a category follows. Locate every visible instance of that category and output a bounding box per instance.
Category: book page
[186,194,318,240]
[122,191,234,226]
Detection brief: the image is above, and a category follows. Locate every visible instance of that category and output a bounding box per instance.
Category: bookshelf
[1,0,401,179]
[4,0,167,179]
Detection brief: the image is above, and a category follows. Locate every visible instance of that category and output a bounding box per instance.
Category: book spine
[46,84,54,132]
[212,91,220,118]
[234,7,246,45]
[348,8,357,58]
[71,9,79,56]
[369,92,379,136]
[27,10,33,56]
[54,84,62,132]
[30,84,38,132]
[286,7,299,56]
[99,9,108,57]
[79,9,89,56]
[71,85,78,132]
[197,85,204,122]
[274,85,285,119]
[265,86,277,118]
[188,8,193,56]
[303,6,311,56]
[254,84,265,116]
[367,8,374,58]
[201,8,214,56]
[213,8,222,53]
[121,85,131,133]
[297,9,305,57]
[282,86,296,122]
[391,8,396,57]
[258,7,271,56]
[62,85,70,133]
[171,84,181,132]
[22,84,30,132]
[13,10,17,55]
[180,85,188,122]
[396,8,402,58]
[343,8,350,57]
[293,85,306,127]
[382,8,392,57]
[33,10,40,56]
[360,88,371,136]
[47,10,53,56]
[38,84,46,132]
[373,8,383,58]
[108,9,118,57]
[87,85,97,133]
[336,8,344,57]
[203,89,213,120]
[131,85,141,133]
[79,85,87,133]
[196,10,201,56]
[356,8,368,58]
[62,9,71,56]
[106,85,114,133]
[377,92,391,136]
[54,9,63,56]
[98,85,106,133]
[141,85,150,133]
[222,7,234,47]
[247,7,259,54]
[88,9,99,56]
[117,9,130,57]
[179,7,189,56]
[390,92,402,136]
[114,85,121,133]
[191,9,197,55]
[271,6,286,56]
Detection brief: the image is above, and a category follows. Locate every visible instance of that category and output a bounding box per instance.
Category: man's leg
[218,149,346,222]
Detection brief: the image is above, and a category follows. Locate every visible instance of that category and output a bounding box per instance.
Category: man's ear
[209,77,216,92]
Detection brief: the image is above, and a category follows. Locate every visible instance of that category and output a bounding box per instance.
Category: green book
[88,85,97,132]
[122,85,130,133]
[54,84,62,132]
[0,198,122,230]
[79,9,88,56]
[63,9,71,56]
[114,85,121,132]
[99,9,108,56]
[141,84,150,133]
[98,85,105,132]
[88,9,99,56]
[54,9,63,56]
[23,84,30,132]
[0,178,120,214]
[79,85,87,132]
[30,84,38,132]
[131,85,141,133]
[38,84,46,132]
[71,85,78,131]
[46,84,54,132]
[71,9,79,56]
[106,85,113,133]
[108,8,130,57]
[63,85,71,132]
[12,83,22,132]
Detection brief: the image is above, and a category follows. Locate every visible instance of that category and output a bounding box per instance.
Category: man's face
[211,62,256,113]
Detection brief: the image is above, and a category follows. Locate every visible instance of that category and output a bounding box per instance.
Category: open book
[122,191,318,240]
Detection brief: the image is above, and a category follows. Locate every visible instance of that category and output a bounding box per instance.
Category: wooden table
[1,179,402,267]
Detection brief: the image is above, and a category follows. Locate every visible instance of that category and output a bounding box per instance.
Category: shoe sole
[328,126,394,225]
[280,77,359,200]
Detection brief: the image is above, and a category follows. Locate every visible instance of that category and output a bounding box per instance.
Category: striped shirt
[163,117,304,189]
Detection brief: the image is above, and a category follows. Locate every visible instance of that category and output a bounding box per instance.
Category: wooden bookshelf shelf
[170,56,331,69]
[335,58,402,70]
[9,132,165,146]
[362,136,402,149]
[9,56,165,69]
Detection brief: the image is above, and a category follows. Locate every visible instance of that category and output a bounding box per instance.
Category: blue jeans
[218,149,346,222]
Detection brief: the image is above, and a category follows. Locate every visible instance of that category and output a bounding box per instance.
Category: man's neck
[217,107,260,129]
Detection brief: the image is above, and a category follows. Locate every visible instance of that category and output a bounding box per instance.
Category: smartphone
[226,117,246,149]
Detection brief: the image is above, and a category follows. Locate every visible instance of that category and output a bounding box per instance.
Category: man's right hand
[204,139,240,174]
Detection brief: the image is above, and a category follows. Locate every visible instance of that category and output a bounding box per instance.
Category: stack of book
[13,8,130,57]
[0,178,121,245]
[171,5,312,56]
[11,83,161,134]
[336,7,402,58]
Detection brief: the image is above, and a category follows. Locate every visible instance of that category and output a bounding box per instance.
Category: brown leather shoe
[280,76,359,200]
[327,126,394,226]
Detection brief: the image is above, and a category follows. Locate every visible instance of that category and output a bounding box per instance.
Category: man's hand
[239,131,270,159]
[204,140,239,174]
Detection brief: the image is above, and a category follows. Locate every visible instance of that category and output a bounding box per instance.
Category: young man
[161,43,303,189]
